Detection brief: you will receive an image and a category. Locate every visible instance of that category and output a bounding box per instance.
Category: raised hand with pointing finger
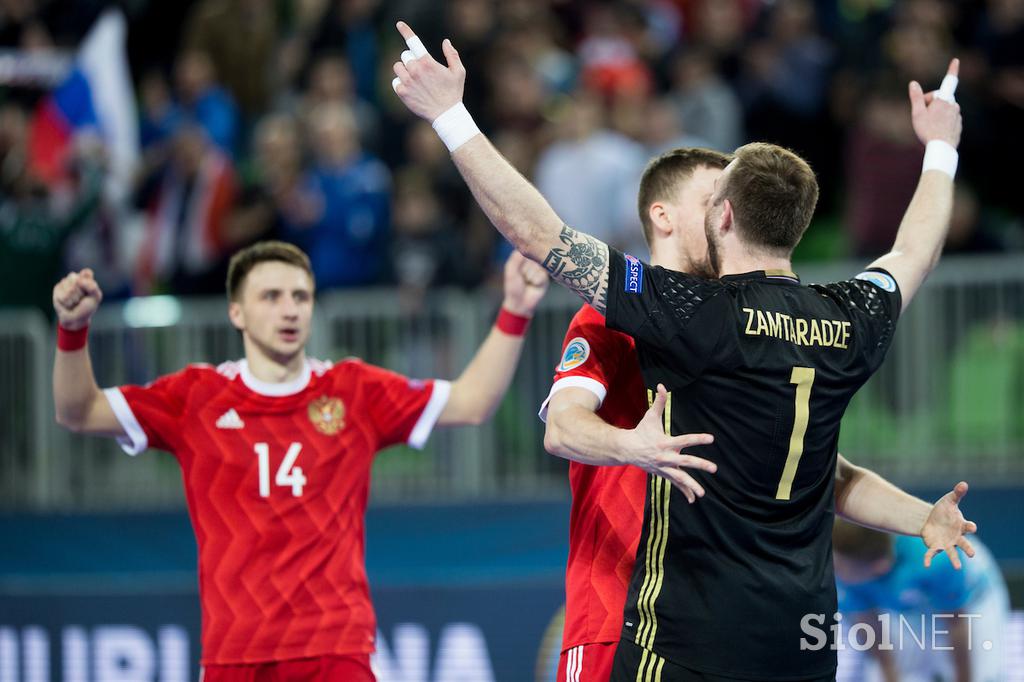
[391,21,481,153]
[909,57,963,151]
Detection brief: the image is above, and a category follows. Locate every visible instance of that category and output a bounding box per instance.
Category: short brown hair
[718,142,819,254]
[832,519,894,562]
[638,148,733,246]
[226,241,314,301]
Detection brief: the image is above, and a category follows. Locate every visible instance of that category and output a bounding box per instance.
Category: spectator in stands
[173,49,240,157]
[301,51,378,152]
[134,123,236,296]
[0,103,102,313]
[224,113,313,251]
[308,0,382,106]
[844,79,924,257]
[686,0,754,80]
[667,48,744,152]
[533,92,645,250]
[391,167,476,306]
[279,102,390,289]
[741,0,834,122]
[638,96,713,156]
[496,13,576,96]
[576,2,653,102]
[484,49,547,134]
[182,0,278,121]
[138,69,178,152]
[740,0,836,200]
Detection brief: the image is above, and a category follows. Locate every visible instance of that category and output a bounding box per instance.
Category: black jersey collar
[719,269,801,284]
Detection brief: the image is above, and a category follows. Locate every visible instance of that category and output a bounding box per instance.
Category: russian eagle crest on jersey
[308,395,345,435]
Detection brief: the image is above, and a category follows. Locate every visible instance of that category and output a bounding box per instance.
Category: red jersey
[539,305,647,652]
[103,358,450,665]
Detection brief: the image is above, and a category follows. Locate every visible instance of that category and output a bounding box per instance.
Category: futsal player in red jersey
[539,149,978,682]
[51,241,549,681]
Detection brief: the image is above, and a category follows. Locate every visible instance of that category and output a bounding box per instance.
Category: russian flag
[29,9,138,201]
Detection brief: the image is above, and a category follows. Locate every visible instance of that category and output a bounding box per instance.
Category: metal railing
[1,254,1022,510]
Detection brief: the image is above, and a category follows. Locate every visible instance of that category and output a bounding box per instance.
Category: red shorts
[201,655,375,682]
[558,642,617,682]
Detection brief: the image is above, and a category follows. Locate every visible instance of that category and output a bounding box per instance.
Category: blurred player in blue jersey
[833,519,1009,682]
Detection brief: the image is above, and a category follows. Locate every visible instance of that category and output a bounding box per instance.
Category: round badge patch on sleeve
[557,337,591,372]
[854,271,897,293]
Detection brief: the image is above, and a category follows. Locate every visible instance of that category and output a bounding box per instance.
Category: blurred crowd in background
[1,0,1022,315]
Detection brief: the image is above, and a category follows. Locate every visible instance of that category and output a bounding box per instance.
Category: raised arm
[835,455,977,569]
[436,252,548,426]
[391,21,612,314]
[867,59,963,311]
[52,269,125,437]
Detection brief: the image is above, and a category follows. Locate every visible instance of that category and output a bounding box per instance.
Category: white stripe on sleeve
[407,380,452,450]
[537,376,609,423]
[103,387,149,455]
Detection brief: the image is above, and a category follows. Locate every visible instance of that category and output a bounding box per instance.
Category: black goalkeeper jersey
[605,249,902,681]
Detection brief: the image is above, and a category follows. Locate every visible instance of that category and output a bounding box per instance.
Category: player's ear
[228,301,245,332]
[648,201,673,237]
[719,199,734,234]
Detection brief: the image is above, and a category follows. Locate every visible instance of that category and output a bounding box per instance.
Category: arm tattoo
[542,224,610,314]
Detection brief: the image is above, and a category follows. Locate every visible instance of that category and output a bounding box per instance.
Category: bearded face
[704,201,724,277]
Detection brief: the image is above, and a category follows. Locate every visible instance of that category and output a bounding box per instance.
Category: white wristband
[922,140,958,178]
[432,102,480,153]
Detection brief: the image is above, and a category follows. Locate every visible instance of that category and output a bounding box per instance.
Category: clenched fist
[502,251,549,317]
[53,269,103,330]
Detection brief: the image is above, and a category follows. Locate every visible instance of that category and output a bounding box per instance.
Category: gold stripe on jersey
[634,647,667,682]
[637,478,670,647]
[634,390,672,652]
[634,390,656,645]
[634,391,658,646]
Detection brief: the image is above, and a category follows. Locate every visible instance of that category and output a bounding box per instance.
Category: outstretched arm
[437,252,549,426]
[544,384,716,502]
[835,455,977,569]
[867,59,963,311]
[391,21,612,314]
[52,269,125,436]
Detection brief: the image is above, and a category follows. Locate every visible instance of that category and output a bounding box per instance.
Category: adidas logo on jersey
[216,408,245,429]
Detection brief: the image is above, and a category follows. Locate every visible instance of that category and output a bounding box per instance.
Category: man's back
[605,250,902,679]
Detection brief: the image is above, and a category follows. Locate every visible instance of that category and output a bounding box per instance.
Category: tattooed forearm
[541,225,610,314]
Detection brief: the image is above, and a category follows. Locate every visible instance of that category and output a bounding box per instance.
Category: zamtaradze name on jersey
[624,254,643,294]
[742,307,853,349]
[854,270,898,293]
[558,337,591,372]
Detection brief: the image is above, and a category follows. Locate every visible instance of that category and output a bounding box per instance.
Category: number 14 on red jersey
[253,442,307,497]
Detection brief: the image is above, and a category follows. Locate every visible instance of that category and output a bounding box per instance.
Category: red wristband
[57,324,89,351]
[495,308,531,336]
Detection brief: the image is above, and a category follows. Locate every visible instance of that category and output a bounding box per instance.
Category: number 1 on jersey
[776,367,815,501]
[254,442,307,498]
